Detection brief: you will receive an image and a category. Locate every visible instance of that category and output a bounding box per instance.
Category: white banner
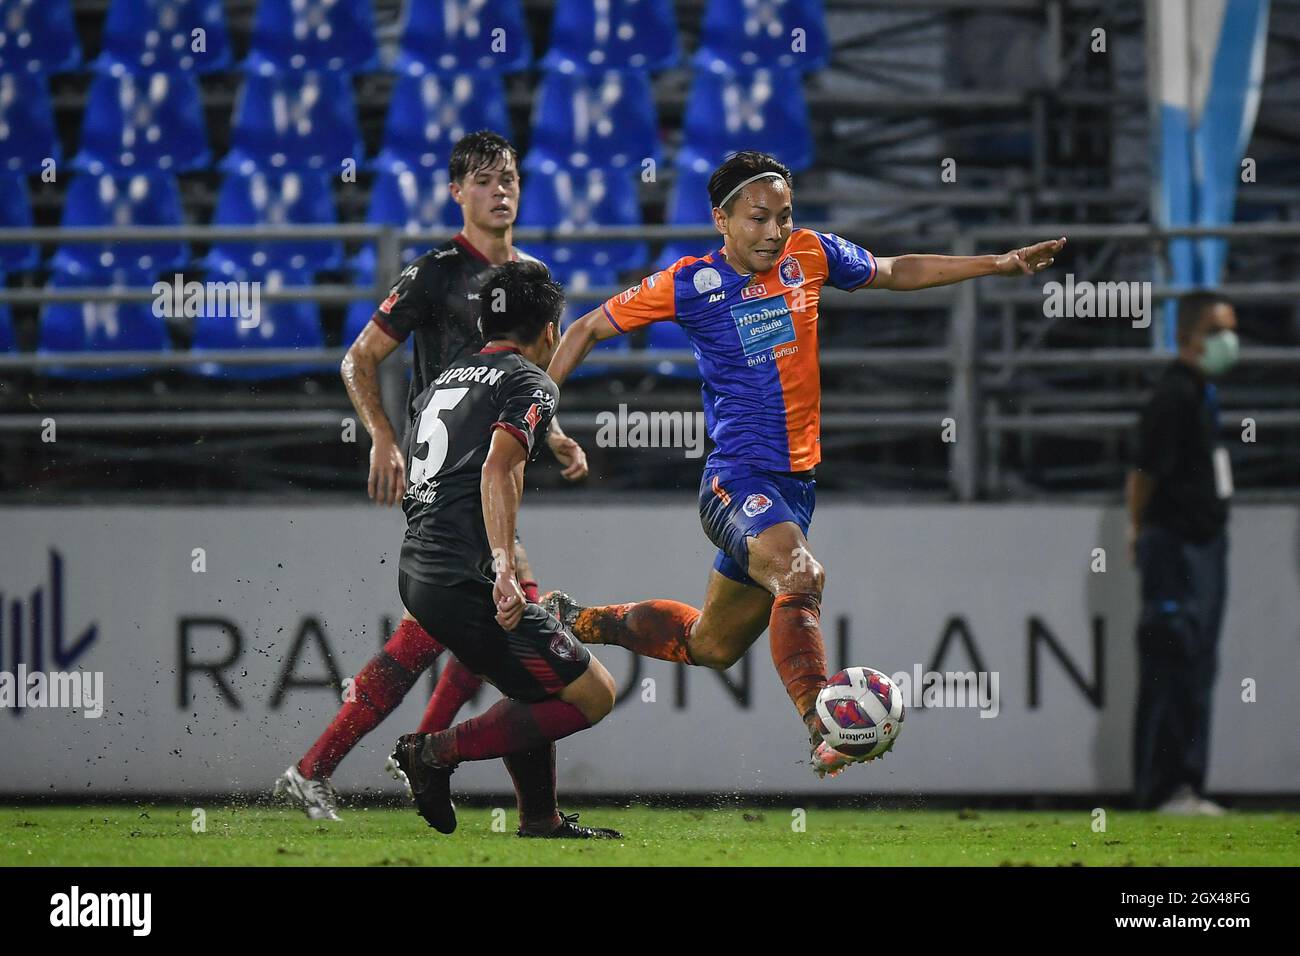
[1,503,1296,794]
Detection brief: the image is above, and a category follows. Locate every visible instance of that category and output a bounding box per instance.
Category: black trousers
[1132,525,1228,808]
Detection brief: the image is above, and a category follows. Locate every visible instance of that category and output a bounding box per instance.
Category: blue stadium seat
[396,0,531,75]
[0,177,39,272]
[526,69,659,172]
[543,0,678,72]
[74,72,210,173]
[0,0,82,74]
[695,0,829,73]
[205,169,344,277]
[224,71,363,173]
[343,287,375,346]
[373,72,509,174]
[656,152,714,269]
[351,167,459,276]
[245,0,377,75]
[38,273,170,380]
[645,318,701,379]
[682,66,813,172]
[342,261,417,356]
[516,164,648,283]
[190,269,327,379]
[0,72,60,174]
[51,173,189,279]
[96,0,233,75]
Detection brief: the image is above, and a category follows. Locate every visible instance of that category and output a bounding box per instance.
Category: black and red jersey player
[389,262,618,837]
[275,132,599,838]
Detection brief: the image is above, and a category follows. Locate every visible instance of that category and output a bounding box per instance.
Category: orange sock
[573,600,700,664]
[769,592,827,727]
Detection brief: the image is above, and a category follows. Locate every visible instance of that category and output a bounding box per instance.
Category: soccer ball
[815,667,905,760]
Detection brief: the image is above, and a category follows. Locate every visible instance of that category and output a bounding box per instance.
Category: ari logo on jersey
[742,493,774,517]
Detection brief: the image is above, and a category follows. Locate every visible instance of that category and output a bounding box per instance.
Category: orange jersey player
[543,150,1064,777]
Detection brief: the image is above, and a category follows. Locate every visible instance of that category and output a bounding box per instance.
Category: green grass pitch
[2,805,1297,866]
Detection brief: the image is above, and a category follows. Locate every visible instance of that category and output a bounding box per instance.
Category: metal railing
[2,220,1299,499]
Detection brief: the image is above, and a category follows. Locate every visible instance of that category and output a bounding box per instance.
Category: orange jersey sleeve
[601,257,693,332]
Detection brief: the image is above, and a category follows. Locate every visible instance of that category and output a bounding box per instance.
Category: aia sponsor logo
[742,493,773,518]
[778,255,805,288]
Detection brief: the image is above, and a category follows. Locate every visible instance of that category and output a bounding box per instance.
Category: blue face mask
[1199,330,1239,377]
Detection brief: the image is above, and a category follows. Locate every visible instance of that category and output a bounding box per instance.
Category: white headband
[716,171,786,209]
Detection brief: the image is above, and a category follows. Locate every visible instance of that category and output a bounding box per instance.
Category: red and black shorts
[398,571,591,703]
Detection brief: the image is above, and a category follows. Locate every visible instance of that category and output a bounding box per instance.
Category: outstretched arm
[547,306,622,387]
[872,237,1066,291]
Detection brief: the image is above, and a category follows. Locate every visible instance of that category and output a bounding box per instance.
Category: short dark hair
[1176,290,1232,344]
[479,261,564,345]
[708,151,793,212]
[448,130,518,183]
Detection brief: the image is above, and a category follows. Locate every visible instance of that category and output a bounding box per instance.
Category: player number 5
[408,387,469,487]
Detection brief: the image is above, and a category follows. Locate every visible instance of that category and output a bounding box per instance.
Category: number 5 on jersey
[408,387,470,489]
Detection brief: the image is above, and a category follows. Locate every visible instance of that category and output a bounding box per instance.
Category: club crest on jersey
[379,290,400,314]
[525,403,543,432]
[742,493,774,517]
[778,256,805,288]
[741,283,768,300]
[693,267,722,294]
[550,631,580,661]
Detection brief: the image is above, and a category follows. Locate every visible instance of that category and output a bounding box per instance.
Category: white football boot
[274,765,341,821]
[811,736,894,779]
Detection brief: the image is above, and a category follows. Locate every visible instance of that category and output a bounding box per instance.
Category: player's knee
[577,662,617,723]
[590,669,616,722]
[783,550,824,596]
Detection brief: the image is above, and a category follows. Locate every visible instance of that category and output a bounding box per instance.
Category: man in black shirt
[1127,291,1239,815]
[390,262,618,837]
[277,133,590,836]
